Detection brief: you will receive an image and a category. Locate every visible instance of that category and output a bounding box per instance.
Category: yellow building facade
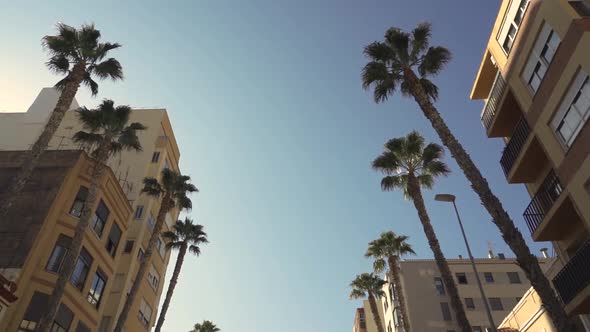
[471,0,590,325]
[0,150,132,331]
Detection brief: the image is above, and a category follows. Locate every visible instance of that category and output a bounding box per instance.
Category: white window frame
[138,298,152,327]
[551,69,590,148]
[147,264,160,291]
[522,22,561,94]
[497,0,530,54]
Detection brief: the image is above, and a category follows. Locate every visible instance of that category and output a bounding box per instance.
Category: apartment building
[470,0,590,324]
[498,286,556,332]
[0,88,184,331]
[378,257,545,332]
[354,300,385,332]
[0,150,132,331]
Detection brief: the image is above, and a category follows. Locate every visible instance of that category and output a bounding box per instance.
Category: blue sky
[1,1,550,331]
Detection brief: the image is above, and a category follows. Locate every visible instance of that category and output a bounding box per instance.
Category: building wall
[0,89,183,331]
[0,151,132,331]
[379,258,544,332]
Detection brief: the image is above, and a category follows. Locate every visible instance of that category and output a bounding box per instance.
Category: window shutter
[551,70,589,129]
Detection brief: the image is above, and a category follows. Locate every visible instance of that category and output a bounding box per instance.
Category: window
[147,265,160,290]
[489,297,504,311]
[440,302,452,321]
[87,268,107,308]
[106,223,122,257]
[383,295,388,312]
[69,186,88,217]
[76,321,91,332]
[70,247,93,290]
[456,273,468,284]
[500,0,529,54]
[434,277,445,295]
[151,152,160,163]
[138,248,145,262]
[163,159,170,170]
[46,235,72,273]
[18,292,48,332]
[50,303,73,332]
[465,297,475,310]
[124,240,134,253]
[147,213,155,231]
[484,272,494,283]
[507,272,521,284]
[522,22,561,93]
[91,200,110,238]
[138,298,152,327]
[552,71,590,147]
[156,237,165,257]
[134,205,145,220]
[473,327,483,332]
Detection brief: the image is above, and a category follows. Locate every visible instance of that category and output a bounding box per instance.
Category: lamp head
[434,194,456,202]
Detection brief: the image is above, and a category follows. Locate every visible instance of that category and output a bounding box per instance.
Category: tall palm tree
[372,131,471,332]
[350,273,386,332]
[0,23,123,219]
[362,23,571,331]
[366,231,415,332]
[37,100,144,332]
[114,169,198,332]
[155,218,208,332]
[190,320,220,332]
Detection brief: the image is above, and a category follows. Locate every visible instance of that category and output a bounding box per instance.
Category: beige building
[498,287,556,332]
[378,257,546,332]
[0,88,183,331]
[471,0,590,328]
[354,300,385,332]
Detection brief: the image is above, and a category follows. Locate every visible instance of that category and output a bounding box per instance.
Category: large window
[499,0,530,54]
[147,264,160,291]
[69,186,88,217]
[522,22,561,93]
[552,70,590,147]
[91,200,110,238]
[434,277,445,295]
[46,235,72,273]
[50,304,74,332]
[138,298,152,327]
[106,223,122,257]
[18,292,48,332]
[70,247,93,290]
[87,268,107,308]
[440,302,452,321]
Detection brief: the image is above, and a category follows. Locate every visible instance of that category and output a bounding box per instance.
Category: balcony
[481,72,506,131]
[553,240,590,315]
[500,117,530,177]
[523,170,562,233]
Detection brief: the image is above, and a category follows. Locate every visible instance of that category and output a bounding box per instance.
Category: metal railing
[553,240,590,305]
[500,117,530,177]
[481,71,507,130]
[523,170,563,235]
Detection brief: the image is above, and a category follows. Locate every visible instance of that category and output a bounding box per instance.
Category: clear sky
[1,1,550,332]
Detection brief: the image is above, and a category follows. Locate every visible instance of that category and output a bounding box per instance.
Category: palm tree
[36,100,144,331]
[0,23,123,218]
[362,23,571,331]
[366,231,415,332]
[350,273,386,332]
[155,218,208,332]
[114,169,198,332]
[190,320,220,332]
[372,131,471,332]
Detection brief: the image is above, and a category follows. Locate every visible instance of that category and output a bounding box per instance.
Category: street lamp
[434,194,497,332]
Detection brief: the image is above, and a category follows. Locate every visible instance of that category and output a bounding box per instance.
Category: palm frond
[93,42,122,61]
[54,76,71,91]
[142,177,162,197]
[77,23,100,58]
[72,131,103,147]
[90,58,123,80]
[188,245,202,256]
[410,22,432,60]
[380,175,407,192]
[363,42,394,62]
[46,55,70,74]
[384,27,410,64]
[418,46,451,77]
[421,143,445,165]
[371,152,401,174]
[42,23,77,57]
[361,61,390,90]
[420,77,439,101]
[404,131,425,157]
[424,160,450,178]
[373,258,386,274]
[417,173,434,189]
[82,72,99,96]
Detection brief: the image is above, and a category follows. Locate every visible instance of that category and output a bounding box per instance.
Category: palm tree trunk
[368,293,386,332]
[37,142,109,332]
[0,62,86,220]
[388,255,411,332]
[154,243,187,332]
[403,67,572,332]
[406,173,472,332]
[114,195,172,332]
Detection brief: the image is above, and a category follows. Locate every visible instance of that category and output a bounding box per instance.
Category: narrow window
[156,237,165,257]
[440,302,452,321]
[51,303,74,332]
[69,186,88,217]
[87,268,107,308]
[46,235,72,273]
[434,277,445,295]
[18,291,49,332]
[553,73,590,147]
[147,213,155,231]
[124,240,134,253]
[137,248,145,262]
[456,272,468,284]
[138,299,152,327]
[134,205,144,220]
[106,223,122,257]
[147,264,160,290]
[484,272,494,283]
[465,297,475,310]
[70,247,93,290]
[151,152,160,163]
[91,201,110,238]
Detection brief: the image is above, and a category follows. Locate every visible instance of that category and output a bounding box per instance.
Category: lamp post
[434,194,497,332]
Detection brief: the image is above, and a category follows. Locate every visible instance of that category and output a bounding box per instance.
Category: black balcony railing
[553,240,590,305]
[500,117,531,176]
[481,72,506,130]
[523,170,563,235]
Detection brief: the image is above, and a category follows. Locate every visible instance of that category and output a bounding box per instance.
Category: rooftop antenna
[487,241,495,259]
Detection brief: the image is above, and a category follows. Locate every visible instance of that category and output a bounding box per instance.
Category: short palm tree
[191,320,220,332]
[366,231,415,332]
[350,273,386,332]
[0,23,123,218]
[155,218,208,332]
[362,23,570,331]
[114,169,198,332]
[372,131,471,332]
[37,100,144,332]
